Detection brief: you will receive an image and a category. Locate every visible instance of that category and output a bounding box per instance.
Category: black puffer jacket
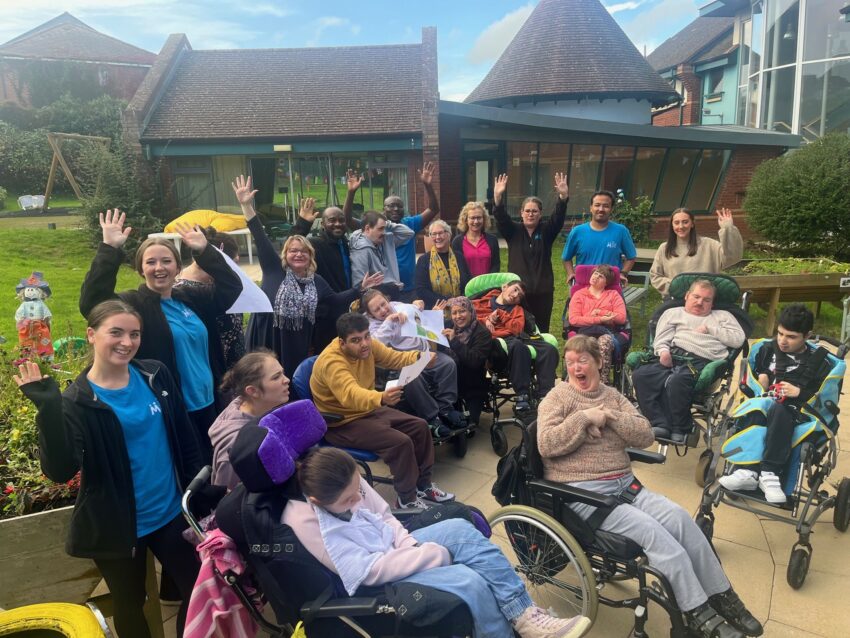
[20,360,203,559]
[79,242,243,403]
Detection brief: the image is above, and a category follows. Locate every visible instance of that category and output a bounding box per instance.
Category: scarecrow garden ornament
[15,271,54,360]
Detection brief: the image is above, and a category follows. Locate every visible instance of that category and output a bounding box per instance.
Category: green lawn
[0,227,139,343]
[0,190,81,212]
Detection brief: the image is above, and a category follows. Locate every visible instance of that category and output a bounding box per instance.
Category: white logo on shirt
[607,241,617,248]
[149,402,162,415]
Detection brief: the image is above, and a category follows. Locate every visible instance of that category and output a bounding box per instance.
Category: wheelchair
[696,334,850,589]
[561,264,633,391]
[465,272,561,456]
[621,273,753,486]
[488,419,701,637]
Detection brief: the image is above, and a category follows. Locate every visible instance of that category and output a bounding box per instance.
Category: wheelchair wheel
[453,431,469,458]
[491,426,508,456]
[488,505,599,625]
[786,545,811,590]
[834,477,850,532]
[695,450,715,488]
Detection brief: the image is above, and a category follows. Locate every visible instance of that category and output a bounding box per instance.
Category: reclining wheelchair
[465,272,560,456]
[622,273,753,486]
[697,334,850,589]
[488,419,703,637]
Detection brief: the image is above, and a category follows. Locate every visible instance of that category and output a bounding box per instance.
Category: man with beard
[562,190,637,287]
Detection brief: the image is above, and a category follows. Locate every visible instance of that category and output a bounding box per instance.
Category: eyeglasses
[287,248,310,255]
[429,231,448,237]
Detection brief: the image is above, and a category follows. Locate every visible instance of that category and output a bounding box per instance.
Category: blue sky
[0,0,705,101]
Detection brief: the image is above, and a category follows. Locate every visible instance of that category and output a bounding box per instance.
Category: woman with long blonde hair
[451,201,500,277]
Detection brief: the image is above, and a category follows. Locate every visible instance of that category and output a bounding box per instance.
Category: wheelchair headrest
[292,356,317,401]
[465,272,521,299]
[571,265,623,297]
[668,273,741,305]
[229,400,327,492]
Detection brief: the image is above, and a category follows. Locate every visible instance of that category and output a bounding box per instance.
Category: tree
[745,133,850,260]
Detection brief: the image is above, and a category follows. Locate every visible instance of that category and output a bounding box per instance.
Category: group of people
[13,164,790,638]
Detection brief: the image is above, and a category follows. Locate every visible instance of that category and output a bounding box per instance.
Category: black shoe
[427,419,451,438]
[709,590,763,636]
[514,394,531,414]
[685,602,745,638]
[440,409,467,430]
[652,426,671,439]
[670,431,687,444]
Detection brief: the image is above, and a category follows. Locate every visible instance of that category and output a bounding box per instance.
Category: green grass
[0,227,139,342]
[0,190,81,212]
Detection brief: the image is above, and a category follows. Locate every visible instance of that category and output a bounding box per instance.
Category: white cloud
[605,1,643,14]
[466,4,534,65]
[242,4,296,18]
[621,0,699,56]
[306,15,353,46]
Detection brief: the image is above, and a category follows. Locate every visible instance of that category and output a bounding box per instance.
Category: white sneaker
[396,495,429,510]
[758,472,786,504]
[512,606,591,638]
[718,469,758,491]
[418,483,455,503]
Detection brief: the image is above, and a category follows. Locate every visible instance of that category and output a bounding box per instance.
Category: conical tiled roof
[465,0,678,107]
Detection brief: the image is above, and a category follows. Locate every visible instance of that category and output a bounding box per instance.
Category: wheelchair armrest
[528,478,619,509]
[302,597,379,618]
[320,412,344,424]
[626,448,666,464]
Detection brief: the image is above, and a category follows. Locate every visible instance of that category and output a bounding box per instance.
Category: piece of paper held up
[385,352,430,389]
[216,248,273,314]
[398,305,448,347]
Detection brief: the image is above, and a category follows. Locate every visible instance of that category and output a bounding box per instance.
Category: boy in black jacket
[719,304,833,503]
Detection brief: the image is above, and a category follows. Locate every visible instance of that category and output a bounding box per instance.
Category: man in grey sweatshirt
[349,211,415,300]
[632,279,745,443]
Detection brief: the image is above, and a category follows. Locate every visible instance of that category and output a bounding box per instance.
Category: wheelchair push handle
[188,465,212,494]
[182,465,212,540]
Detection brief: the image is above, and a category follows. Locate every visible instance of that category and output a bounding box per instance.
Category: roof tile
[647,17,734,71]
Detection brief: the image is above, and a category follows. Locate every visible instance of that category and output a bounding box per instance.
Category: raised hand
[100,209,131,248]
[493,174,508,203]
[554,172,569,200]
[432,299,448,312]
[715,207,733,226]
[360,271,384,291]
[413,300,425,310]
[346,169,364,193]
[174,222,208,252]
[232,175,258,207]
[419,161,435,186]
[299,197,318,223]
[13,361,48,388]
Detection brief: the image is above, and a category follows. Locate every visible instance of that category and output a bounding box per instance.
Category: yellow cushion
[164,210,247,233]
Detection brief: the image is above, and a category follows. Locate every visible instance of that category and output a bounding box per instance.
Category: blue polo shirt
[561,221,637,268]
[90,367,180,537]
[396,214,424,291]
[160,298,213,411]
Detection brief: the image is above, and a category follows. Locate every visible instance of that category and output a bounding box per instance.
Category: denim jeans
[403,518,533,637]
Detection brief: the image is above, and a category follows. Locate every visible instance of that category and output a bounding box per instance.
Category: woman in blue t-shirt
[16,300,205,638]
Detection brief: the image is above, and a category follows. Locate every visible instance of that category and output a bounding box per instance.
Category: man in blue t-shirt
[344,162,440,296]
[561,190,637,286]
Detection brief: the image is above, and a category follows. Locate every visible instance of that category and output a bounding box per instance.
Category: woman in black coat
[15,300,204,638]
[415,220,471,308]
[442,296,492,426]
[79,210,242,461]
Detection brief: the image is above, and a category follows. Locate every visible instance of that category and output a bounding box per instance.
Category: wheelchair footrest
[303,597,380,617]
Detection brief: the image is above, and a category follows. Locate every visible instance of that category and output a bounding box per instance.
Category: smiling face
[322,207,347,240]
[284,238,311,274]
[565,348,601,392]
[590,194,613,225]
[364,219,387,244]
[466,207,485,234]
[450,304,472,329]
[365,293,393,321]
[671,211,694,241]
[141,245,180,295]
[429,224,450,251]
[520,199,541,230]
[684,284,715,317]
[383,196,405,223]
[87,312,141,369]
[339,328,372,360]
[312,470,362,515]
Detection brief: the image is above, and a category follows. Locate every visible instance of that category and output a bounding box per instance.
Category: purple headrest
[256,400,327,485]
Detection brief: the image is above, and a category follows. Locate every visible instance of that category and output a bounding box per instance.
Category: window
[804,0,850,61]
[750,2,764,75]
[764,0,799,69]
[506,142,538,212]
[707,68,724,96]
[760,66,796,132]
[655,148,699,212]
[630,147,666,203]
[685,149,729,211]
[171,158,215,211]
[599,146,634,194]
[567,145,602,215]
[212,156,246,213]
[800,58,850,139]
[537,143,571,211]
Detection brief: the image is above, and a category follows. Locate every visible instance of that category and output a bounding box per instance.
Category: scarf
[273,269,318,330]
[447,296,475,344]
[429,248,461,298]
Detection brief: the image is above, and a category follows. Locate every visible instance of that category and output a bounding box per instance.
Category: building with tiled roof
[648,16,738,128]
[0,12,155,107]
[465,0,678,124]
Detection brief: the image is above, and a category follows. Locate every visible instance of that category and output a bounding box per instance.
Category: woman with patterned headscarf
[415,220,471,308]
[442,296,492,427]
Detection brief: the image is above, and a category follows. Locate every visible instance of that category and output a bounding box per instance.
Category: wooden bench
[623,271,651,315]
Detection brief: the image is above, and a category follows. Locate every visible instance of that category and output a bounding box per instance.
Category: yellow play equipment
[163,209,247,233]
[0,603,110,637]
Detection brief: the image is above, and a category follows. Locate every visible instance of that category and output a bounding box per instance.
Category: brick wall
[419,26,440,210]
[437,115,463,225]
[652,64,703,127]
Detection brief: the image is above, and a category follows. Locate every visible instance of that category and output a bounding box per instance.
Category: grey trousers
[568,474,730,611]
[402,351,458,421]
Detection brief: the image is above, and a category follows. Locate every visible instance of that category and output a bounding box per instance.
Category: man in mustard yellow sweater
[310,312,454,509]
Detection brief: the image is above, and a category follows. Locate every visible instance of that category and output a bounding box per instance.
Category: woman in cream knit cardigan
[535,335,762,638]
[650,208,743,296]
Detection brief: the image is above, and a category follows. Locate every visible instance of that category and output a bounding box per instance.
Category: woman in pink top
[568,264,627,383]
[451,201,500,278]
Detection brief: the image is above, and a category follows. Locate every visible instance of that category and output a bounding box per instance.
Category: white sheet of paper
[398,306,448,347]
[215,248,273,314]
[388,351,431,388]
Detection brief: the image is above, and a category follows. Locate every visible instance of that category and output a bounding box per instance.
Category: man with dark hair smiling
[310,312,453,509]
[350,212,414,300]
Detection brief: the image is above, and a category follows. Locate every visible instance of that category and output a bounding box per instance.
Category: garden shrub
[0,121,61,194]
[745,133,850,260]
[0,186,6,210]
[614,191,654,244]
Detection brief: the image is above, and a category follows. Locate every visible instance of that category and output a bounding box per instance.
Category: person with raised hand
[232,175,383,378]
[80,209,242,461]
[492,172,569,333]
[15,300,205,638]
